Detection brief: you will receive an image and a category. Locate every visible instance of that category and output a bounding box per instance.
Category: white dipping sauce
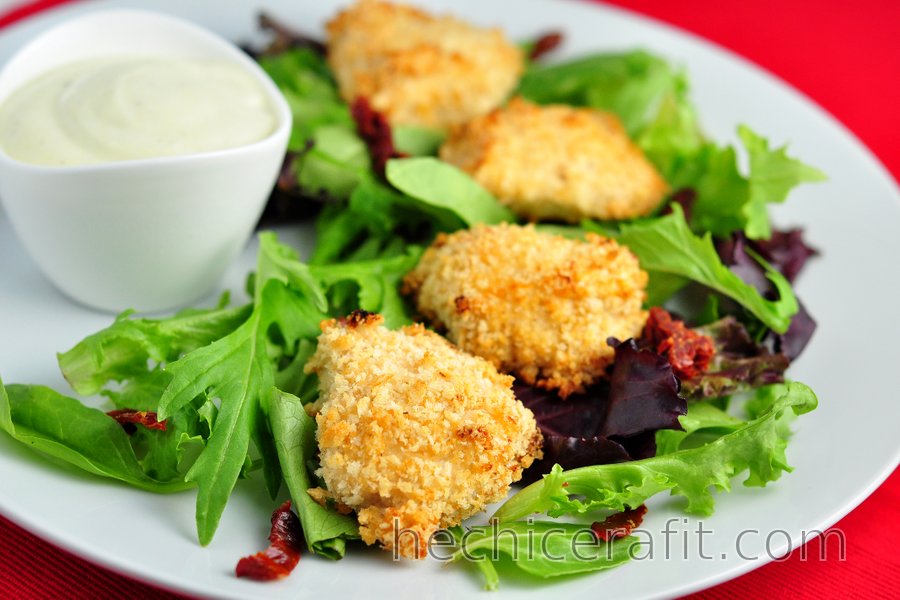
[0,57,277,166]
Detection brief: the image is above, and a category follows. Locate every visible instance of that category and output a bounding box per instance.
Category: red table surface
[0,1,897,599]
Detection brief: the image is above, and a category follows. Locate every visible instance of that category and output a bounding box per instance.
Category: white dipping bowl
[0,9,292,312]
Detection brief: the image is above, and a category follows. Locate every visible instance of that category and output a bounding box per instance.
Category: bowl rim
[0,7,293,174]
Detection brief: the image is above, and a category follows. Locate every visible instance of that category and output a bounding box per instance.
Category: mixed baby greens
[1,29,824,590]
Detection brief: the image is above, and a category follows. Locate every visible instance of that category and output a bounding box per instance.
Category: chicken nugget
[404,224,649,396]
[305,311,542,559]
[439,98,668,222]
[325,0,523,128]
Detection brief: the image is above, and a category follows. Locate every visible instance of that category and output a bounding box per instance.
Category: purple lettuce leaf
[748,228,818,283]
[679,317,790,399]
[516,339,685,482]
[716,230,818,360]
[602,338,684,437]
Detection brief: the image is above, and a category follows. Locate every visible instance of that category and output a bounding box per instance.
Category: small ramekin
[0,9,292,312]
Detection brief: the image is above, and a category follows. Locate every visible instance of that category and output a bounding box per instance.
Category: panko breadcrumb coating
[439,98,668,222]
[305,311,542,559]
[325,0,523,128]
[404,224,649,396]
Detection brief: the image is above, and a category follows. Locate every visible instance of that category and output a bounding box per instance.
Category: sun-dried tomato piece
[106,409,166,433]
[591,504,647,542]
[642,307,716,380]
[529,31,564,61]
[235,501,303,581]
[350,97,407,175]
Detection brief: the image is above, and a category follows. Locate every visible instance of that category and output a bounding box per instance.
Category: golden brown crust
[404,224,649,396]
[305,313,542,559]
[325,0,523,128]
[439,97,669,222]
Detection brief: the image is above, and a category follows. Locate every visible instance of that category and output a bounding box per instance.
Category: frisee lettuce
[493,382,817,522]
[657,384,800,456]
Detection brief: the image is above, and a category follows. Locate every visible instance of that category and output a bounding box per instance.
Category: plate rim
[0,1,898,598]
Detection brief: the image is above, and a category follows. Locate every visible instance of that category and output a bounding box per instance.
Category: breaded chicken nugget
[439,98,668,222]
[305,311,542,559]
[325,0,523,128]
[404,224,649,397]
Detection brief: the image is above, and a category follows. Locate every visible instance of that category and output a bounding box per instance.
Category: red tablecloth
[0,1,897,599]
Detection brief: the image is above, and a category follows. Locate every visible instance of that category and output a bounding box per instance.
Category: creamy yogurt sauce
[0,57,277,166]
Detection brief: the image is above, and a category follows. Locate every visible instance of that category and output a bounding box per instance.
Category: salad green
[610,204,798,331]
[0,22,825,592]
[493,382,817,522]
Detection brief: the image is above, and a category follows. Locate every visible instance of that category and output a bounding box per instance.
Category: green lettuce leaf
[385,157,516,227]
[58,298,251,397]
[738,126,828,239]
[154,232,419,544]
[492,381,817,522]
[309,177,435,266]
[297,125,370,199]
[683,129,825,239]
[269,389,359,558]
[52,229,418,546]
[517,50,676,135]
[310,252,421,329]
[609,205,798,332]
[0,380,192,493]
[156,280,310,544]
[259,48,371,198]
[393,125,445,156]
[450,522,637,590]
[258,48,350,139]
[655,401,746,456]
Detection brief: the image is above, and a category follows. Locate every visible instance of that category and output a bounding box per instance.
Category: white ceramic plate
[1,1,898,599]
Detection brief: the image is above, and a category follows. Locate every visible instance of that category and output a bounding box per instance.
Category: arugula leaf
[255,234,328,312]
[152,231,419,545]
[670,129,825,240]
[738,126,827,239]
[58,299,251,396]
[156,283,298,544]
[309,177,435,266]
[310,251,421,329]
[492,381,817,522]
[451,521,636,590]
[0,380,192,493]
[99,370,207,482]
[610,205,798,332]
[269,389,359,558]
[385,157,516,227]
[687,144,748,236]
